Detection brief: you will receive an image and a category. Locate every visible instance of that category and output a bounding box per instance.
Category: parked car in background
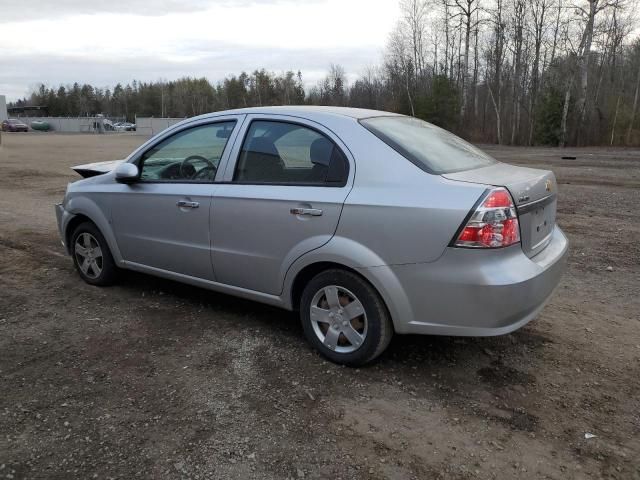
[30,120,50,131]
[55,106,568,366]
[114,122,136,132]
[2,118,29,132]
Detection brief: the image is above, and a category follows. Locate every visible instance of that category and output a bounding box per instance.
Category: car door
[211,114,353,295]
[111,117,241,280]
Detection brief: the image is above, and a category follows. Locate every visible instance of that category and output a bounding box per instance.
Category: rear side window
[233,120,349,185]
[360,116,496,174]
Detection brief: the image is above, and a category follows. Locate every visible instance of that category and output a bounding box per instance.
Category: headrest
[309,137,333,166]
[248,137,280,157]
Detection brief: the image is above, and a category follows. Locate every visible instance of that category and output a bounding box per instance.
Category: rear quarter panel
[332,122,488,266]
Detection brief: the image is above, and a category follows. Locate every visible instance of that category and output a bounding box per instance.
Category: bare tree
[510,0,527,144]
[486,0,507,143]
[449,0,482,120]
[574,0,621,143]
[401,0,429,82]
[528,0,555,144]
[627,46,640,143]
[387,25,417,115]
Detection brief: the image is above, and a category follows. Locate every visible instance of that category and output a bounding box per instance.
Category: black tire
[300,269,393,366]
[70,221,118,286]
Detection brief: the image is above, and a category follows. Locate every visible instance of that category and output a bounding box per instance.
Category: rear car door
[111,117,241,280]
[211,114,353,294]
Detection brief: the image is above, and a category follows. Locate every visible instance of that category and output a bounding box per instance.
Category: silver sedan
[55,106,568,366]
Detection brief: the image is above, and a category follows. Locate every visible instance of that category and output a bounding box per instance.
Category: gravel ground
[0,133,639,480]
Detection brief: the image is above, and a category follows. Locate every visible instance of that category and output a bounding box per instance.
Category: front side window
[360,116,496,174]
[139,121,236,182]
[233,120,349,185]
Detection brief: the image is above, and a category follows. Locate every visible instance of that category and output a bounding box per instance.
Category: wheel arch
[288,261,404,333]
[64,196,124,264]
[283,237,415,333]
[65,213,93,249]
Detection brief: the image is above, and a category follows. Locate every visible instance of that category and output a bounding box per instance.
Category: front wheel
[71,222,118,286]
[300,269,393,366]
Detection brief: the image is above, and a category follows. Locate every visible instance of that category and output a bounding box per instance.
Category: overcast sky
[0,0,400,101]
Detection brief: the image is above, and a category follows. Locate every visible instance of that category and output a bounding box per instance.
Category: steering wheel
[192,165,217,181]
[179,155,216,179]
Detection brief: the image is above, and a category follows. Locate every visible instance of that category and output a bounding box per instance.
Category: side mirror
[115,163,139,184]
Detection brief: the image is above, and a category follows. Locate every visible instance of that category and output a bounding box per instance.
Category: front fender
[281,236,414,331]
[64,194,124,264]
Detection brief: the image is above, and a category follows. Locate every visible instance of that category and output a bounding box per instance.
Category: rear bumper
[362,226,568,336]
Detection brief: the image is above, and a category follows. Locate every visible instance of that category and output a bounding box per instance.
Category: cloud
[0,0,303,23]
[0,45,382,100]
[0,0,398,101]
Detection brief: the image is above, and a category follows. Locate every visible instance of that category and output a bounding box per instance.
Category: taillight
[453,188,520,248]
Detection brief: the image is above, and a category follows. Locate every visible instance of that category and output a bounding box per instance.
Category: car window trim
[131,118,240,185]
[229,118,350,187]
[214,180,347,187]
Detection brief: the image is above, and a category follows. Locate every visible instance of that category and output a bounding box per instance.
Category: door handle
[290,207,323,216]
[177,200,200,209]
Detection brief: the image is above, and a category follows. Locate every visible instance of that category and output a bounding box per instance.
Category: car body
[103,119,115,131]
[2,118,29,132]
[114,122,136,132]
[30,120,50,131]
[55,106,568,365]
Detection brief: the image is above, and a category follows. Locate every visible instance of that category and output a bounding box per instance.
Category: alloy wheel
[309,285,368,354]
[74,232,103,279]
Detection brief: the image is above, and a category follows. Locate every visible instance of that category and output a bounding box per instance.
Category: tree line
[13,71,306,122]
[375,0,640,146]
[10,0,640,146]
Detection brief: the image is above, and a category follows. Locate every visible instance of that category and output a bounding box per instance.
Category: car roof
[192,106,405,123]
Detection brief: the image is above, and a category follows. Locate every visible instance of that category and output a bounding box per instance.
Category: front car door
[211,114,353,294]
[111,116,241,280]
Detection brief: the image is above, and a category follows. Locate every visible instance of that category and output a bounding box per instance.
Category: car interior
[233,121,348,185]
[137,120,349,185]
[234,136,333,184]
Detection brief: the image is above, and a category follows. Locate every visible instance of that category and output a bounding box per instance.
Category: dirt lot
[0,133,638,480]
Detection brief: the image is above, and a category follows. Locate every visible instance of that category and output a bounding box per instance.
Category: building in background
[8,105,48,117]
[0,96,7,122]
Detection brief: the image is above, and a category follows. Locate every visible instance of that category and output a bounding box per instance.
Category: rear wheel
[71,222,118,286]
[300,269,393,366]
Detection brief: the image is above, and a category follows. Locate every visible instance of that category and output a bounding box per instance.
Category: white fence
[0,96,7,122]
[12,116,109,133]
[134,117,185,136]
[3,114,186,135]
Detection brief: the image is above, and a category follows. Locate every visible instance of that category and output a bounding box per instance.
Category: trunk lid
[443,163,557,257]
[72,159,124,178]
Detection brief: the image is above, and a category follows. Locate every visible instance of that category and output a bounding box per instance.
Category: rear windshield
[360,116,496,174]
